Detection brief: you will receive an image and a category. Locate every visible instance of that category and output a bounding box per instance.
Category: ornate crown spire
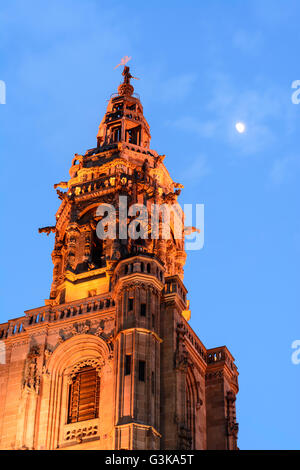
[96,65,150,149]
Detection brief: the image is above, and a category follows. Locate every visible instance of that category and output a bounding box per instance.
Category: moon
[235,122,246,133]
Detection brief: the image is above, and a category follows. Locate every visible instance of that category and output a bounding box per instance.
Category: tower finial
[118,65,134,96]
[122,65,133,85]
[115,57,139,97]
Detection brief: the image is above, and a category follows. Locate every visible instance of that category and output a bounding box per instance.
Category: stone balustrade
[63,418,99,445]
[163,276,187,304]
[0,293,115,339]
[113,255,164,286]
[184,322,207,363]
[207,346,237,372]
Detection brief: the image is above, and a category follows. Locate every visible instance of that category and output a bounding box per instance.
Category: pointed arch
[186,366,198,449]
[43,335,112,449]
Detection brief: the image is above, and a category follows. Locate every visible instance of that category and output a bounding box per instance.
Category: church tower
[0,66,239,450]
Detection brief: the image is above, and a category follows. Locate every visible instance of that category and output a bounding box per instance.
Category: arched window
[68,366,100,423]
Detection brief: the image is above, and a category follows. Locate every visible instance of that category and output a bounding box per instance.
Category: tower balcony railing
[120,141,157,157]
[70,172,131,196]
[0,293,115,339]
[85,140,157,158]
[206,346,239,389]
[163,276,187,305]
[70,168,156,199]
[110,92,140,100]
[207,348,225,364]
[207,346,237,373]
[113,255,165,287]
[62,418,99,447]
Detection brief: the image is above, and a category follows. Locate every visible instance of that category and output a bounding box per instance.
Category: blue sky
[0,0,299,450]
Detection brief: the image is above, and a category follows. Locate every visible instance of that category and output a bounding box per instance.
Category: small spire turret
[96,65,150,148]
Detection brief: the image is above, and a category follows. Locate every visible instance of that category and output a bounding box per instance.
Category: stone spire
[96,66,151,149]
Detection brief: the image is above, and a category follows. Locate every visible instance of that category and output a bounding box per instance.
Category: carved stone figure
[23,346,40,394]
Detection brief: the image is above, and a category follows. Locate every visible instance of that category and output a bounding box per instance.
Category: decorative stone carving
[174,322,189,371]
[64,421,98,444]
[57,333,65,344]
[71,322,90,336]
[226,391,239,449]
[23,346,41,394]
[68,358,103,382]
[42,347,53,376]
[95,324,104,336]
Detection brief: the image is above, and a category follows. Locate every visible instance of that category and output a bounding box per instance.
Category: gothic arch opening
[43,335,112,449]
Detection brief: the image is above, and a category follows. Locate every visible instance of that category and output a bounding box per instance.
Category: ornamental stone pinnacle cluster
[0,66,239,450]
